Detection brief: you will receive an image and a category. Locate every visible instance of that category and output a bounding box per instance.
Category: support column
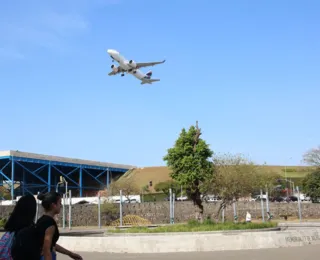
[22,170,26,196]
[79,167,83,197]
[107,169,110,189]
[48,163,51,192]
[11,158,15,200]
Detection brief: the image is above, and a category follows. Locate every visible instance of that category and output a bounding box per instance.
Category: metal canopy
[0,151,135,199]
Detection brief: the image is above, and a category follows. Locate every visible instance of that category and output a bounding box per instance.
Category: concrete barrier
[57,228,320,253]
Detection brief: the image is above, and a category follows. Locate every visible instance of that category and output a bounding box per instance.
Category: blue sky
[0,0,319,167]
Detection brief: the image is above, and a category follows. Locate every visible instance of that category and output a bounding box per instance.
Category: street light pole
[57,176,68,229]
[56,181,63,192]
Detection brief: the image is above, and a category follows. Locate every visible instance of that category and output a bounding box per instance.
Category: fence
[33,187,306,230]
[0,187,312,229]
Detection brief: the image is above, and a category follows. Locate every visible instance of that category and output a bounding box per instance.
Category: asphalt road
[59,244,320,260]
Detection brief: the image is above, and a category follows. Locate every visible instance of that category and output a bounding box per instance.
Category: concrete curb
[103,227,281,236]
[279,222,320,227]
[57,228,320,253]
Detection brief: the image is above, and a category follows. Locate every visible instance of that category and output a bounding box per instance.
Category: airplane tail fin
[146,70,152,77]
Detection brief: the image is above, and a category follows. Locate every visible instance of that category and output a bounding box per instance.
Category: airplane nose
[107,49,118,55]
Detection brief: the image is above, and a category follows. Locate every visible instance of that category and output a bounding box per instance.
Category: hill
[116,165,315,194]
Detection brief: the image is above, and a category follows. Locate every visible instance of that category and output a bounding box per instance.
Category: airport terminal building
[0,150,136,199]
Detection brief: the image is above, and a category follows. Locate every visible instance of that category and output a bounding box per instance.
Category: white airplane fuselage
[107,49,148,81]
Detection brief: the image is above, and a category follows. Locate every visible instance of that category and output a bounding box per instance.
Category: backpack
[10,224,41,260]
[0,232,15,260]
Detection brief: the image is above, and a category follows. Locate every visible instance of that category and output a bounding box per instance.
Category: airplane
[107,49,165,85]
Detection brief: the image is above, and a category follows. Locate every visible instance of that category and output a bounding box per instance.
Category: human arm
[55,244,83,260]
[42,226,55,260]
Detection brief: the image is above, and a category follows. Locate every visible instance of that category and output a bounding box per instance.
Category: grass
[142,193,167,202]
[108,219,278,233]
[281,172,311,178]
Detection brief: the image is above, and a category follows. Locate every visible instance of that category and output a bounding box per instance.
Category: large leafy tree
[163,121,213,219]
[302,169,320,202]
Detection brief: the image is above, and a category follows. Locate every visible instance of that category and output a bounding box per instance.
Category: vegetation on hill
[114,164,313,198]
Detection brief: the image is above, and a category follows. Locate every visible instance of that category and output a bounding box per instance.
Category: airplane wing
[136,60,166,69]
[108,66,125,76]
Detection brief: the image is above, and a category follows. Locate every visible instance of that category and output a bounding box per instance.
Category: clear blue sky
[0,0,319,167]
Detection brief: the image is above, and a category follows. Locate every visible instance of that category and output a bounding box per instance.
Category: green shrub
[0,218,7,228]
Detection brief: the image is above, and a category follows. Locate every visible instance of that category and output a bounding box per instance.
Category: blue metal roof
[0,155,130,172]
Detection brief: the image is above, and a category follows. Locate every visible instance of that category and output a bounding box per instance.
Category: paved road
[59,244,320,260]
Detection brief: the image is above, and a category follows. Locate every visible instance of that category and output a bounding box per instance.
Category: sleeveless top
[36,215,60,251]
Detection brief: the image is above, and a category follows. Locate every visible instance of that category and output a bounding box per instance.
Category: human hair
[4,194,36,232]
[37,191,61,211]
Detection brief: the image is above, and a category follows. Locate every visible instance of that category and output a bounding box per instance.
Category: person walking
[36,191,82,260]
[0,194,37,259]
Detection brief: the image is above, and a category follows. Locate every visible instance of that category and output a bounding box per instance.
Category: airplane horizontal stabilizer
[141,78,160,85]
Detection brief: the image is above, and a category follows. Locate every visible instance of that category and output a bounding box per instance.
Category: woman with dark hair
[36,191,82,260]
[0,194,36,259]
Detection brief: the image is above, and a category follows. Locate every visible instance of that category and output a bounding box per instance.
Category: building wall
[0,201,319,227]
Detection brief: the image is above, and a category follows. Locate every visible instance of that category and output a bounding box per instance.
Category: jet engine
[128,60,137,68]
[111,64,118,72]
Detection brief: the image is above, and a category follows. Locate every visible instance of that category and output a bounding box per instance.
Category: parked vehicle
[269,196,285,202]
[285,196,298,202]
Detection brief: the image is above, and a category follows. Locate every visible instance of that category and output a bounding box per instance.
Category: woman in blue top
[0,194,37,259]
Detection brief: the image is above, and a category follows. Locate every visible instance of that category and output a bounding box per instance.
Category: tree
[154,180,181,197]
[109,177,140,203]
[303,145,320,168]
[302,169,320,202]
[253,166,282,196]
[0,187,11,200]
[94,189,119,225]
[206,153,280,220]
[163,121,214,220]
